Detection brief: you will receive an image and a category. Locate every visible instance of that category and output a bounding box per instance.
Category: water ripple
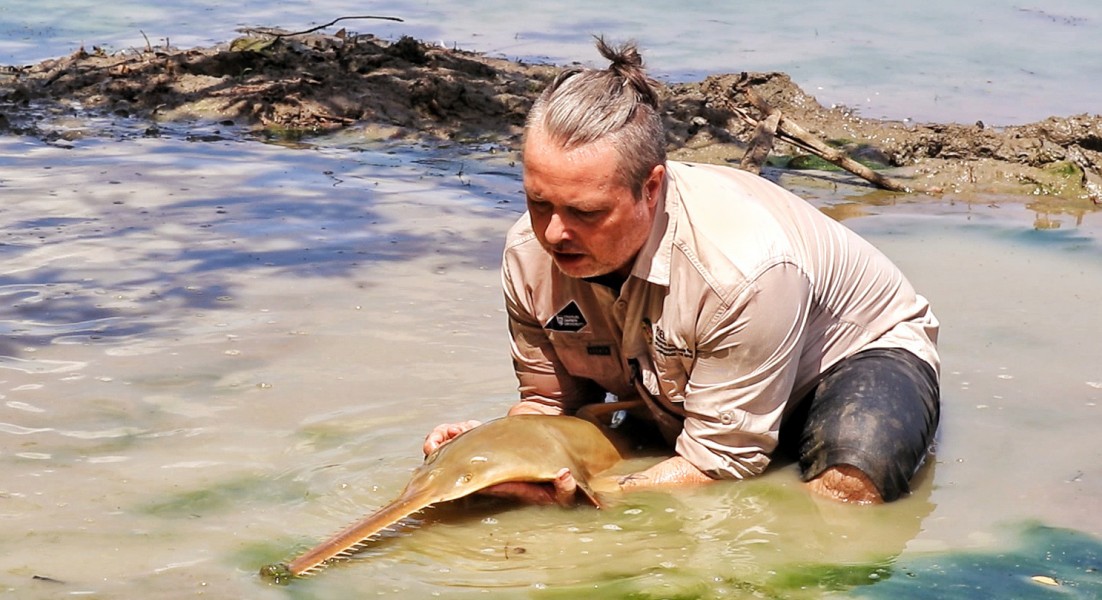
[4,400,46,413]
[0,355,86,374]
[0,422,52,435]
[0,317,125,338]
[59,427,143,440]
[0,422,145,439]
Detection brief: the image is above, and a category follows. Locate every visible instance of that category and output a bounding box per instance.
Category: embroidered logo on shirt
[642,318,693,359]
[545,301,588,332]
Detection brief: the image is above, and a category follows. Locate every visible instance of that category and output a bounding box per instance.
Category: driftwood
[738,110,780,174]
[729,79,932,193]
[237,15,404,39]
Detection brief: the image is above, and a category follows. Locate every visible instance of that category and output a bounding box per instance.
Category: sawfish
[260,414,624,582]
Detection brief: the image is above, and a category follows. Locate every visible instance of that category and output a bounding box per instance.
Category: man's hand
[424,409,582,506]
[480,467,579,506]
[423,420,482,456]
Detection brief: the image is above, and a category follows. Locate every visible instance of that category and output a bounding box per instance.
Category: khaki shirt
[502,161,939,479]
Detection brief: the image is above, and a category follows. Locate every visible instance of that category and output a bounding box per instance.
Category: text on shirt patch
[544,300,588,332]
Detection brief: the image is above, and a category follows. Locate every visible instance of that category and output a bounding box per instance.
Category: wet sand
[1,134,1100,598]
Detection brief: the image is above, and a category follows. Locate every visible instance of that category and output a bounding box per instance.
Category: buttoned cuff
[674,419,773,480]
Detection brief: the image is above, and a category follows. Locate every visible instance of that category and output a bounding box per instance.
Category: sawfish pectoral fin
[562,466,620,509]
[583,473,630,508]
[575,478,605,508]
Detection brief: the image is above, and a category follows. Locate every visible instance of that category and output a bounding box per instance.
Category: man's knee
[806,463,883,504]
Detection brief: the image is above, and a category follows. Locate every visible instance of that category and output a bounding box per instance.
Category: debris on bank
[1,27,1099,209]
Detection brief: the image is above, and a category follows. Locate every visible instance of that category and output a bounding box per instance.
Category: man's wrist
[507,401,562,416]
[619,456,712,489]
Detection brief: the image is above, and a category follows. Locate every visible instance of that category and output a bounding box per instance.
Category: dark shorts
[778,347,940,502]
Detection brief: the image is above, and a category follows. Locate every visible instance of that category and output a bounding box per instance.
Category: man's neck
[584,271,628,294]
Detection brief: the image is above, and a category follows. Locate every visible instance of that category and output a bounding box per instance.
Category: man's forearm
[618,455,715,489]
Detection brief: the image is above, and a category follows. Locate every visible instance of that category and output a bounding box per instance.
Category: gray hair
[525,37,667,197]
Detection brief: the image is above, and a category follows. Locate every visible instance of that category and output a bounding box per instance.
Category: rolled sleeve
[675,262,811,479]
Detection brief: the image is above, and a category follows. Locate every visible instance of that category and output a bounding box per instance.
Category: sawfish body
[261,414,623,580]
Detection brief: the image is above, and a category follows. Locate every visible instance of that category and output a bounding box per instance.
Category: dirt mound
[0,32,550,142]
[2,31,1099,211]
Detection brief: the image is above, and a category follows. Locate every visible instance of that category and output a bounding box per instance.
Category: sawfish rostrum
[261,414,623,580]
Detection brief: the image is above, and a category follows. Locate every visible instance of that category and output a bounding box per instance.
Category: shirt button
[719,412,734,425]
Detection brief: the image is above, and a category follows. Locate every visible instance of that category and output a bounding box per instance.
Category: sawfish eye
[457,473,473,485]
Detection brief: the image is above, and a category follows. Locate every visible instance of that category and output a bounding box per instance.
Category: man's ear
[644,163,666,207]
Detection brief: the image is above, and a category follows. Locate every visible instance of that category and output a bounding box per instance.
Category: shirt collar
[629,163,681,287]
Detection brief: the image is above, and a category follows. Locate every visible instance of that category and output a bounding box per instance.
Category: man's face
[522,131,662,279]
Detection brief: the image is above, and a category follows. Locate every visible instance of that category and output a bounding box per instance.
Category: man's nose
[544,212,570,245]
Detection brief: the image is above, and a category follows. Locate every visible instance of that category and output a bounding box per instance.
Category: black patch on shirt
[587,345,612,356]
[544,301,588,332]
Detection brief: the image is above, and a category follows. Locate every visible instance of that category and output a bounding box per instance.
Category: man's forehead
[524,128,618,162]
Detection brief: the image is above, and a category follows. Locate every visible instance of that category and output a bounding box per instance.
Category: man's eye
[571,207,604,221]
[528,199,552,213]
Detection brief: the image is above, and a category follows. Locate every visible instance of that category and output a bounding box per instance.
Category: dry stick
[270,15,404,39]
[735,87,930,193]
[746,87,914,192]
[729,103,847,174]
[139,30,153,53]
[739,110,781,175]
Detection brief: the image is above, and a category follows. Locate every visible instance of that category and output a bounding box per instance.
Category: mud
[1,30,1100,211]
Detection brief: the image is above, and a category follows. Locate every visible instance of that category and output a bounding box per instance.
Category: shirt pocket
[548,331,624,388]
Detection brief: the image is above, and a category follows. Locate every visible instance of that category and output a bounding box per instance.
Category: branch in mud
[739,110,780,175]
[1065,145,1102,204]
[238,15,405,39]
[728,77,934,193]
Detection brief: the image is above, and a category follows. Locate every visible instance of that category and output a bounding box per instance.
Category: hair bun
[596,36,643,76]
[594,36,657,107]
[601,39,642,71]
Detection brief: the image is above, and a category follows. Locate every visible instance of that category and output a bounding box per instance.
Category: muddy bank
[1,30,1099,212]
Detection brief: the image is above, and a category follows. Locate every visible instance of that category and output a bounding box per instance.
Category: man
[425,39,940,504]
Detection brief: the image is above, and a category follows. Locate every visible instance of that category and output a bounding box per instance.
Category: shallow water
[2,131,1100,598]
[4,3,1101,597]
[1,0,1100,125]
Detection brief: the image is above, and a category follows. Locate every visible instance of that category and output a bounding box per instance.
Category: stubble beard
[546,238,636,280]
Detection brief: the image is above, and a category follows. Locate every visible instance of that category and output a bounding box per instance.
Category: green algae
[853,522,1102,599]
[525,522,1101,600]
[138,474,306,518]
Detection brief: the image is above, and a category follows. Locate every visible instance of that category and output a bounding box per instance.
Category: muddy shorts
[778,347,940,502]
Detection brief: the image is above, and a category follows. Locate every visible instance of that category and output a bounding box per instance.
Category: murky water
[2,131,1100,598]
